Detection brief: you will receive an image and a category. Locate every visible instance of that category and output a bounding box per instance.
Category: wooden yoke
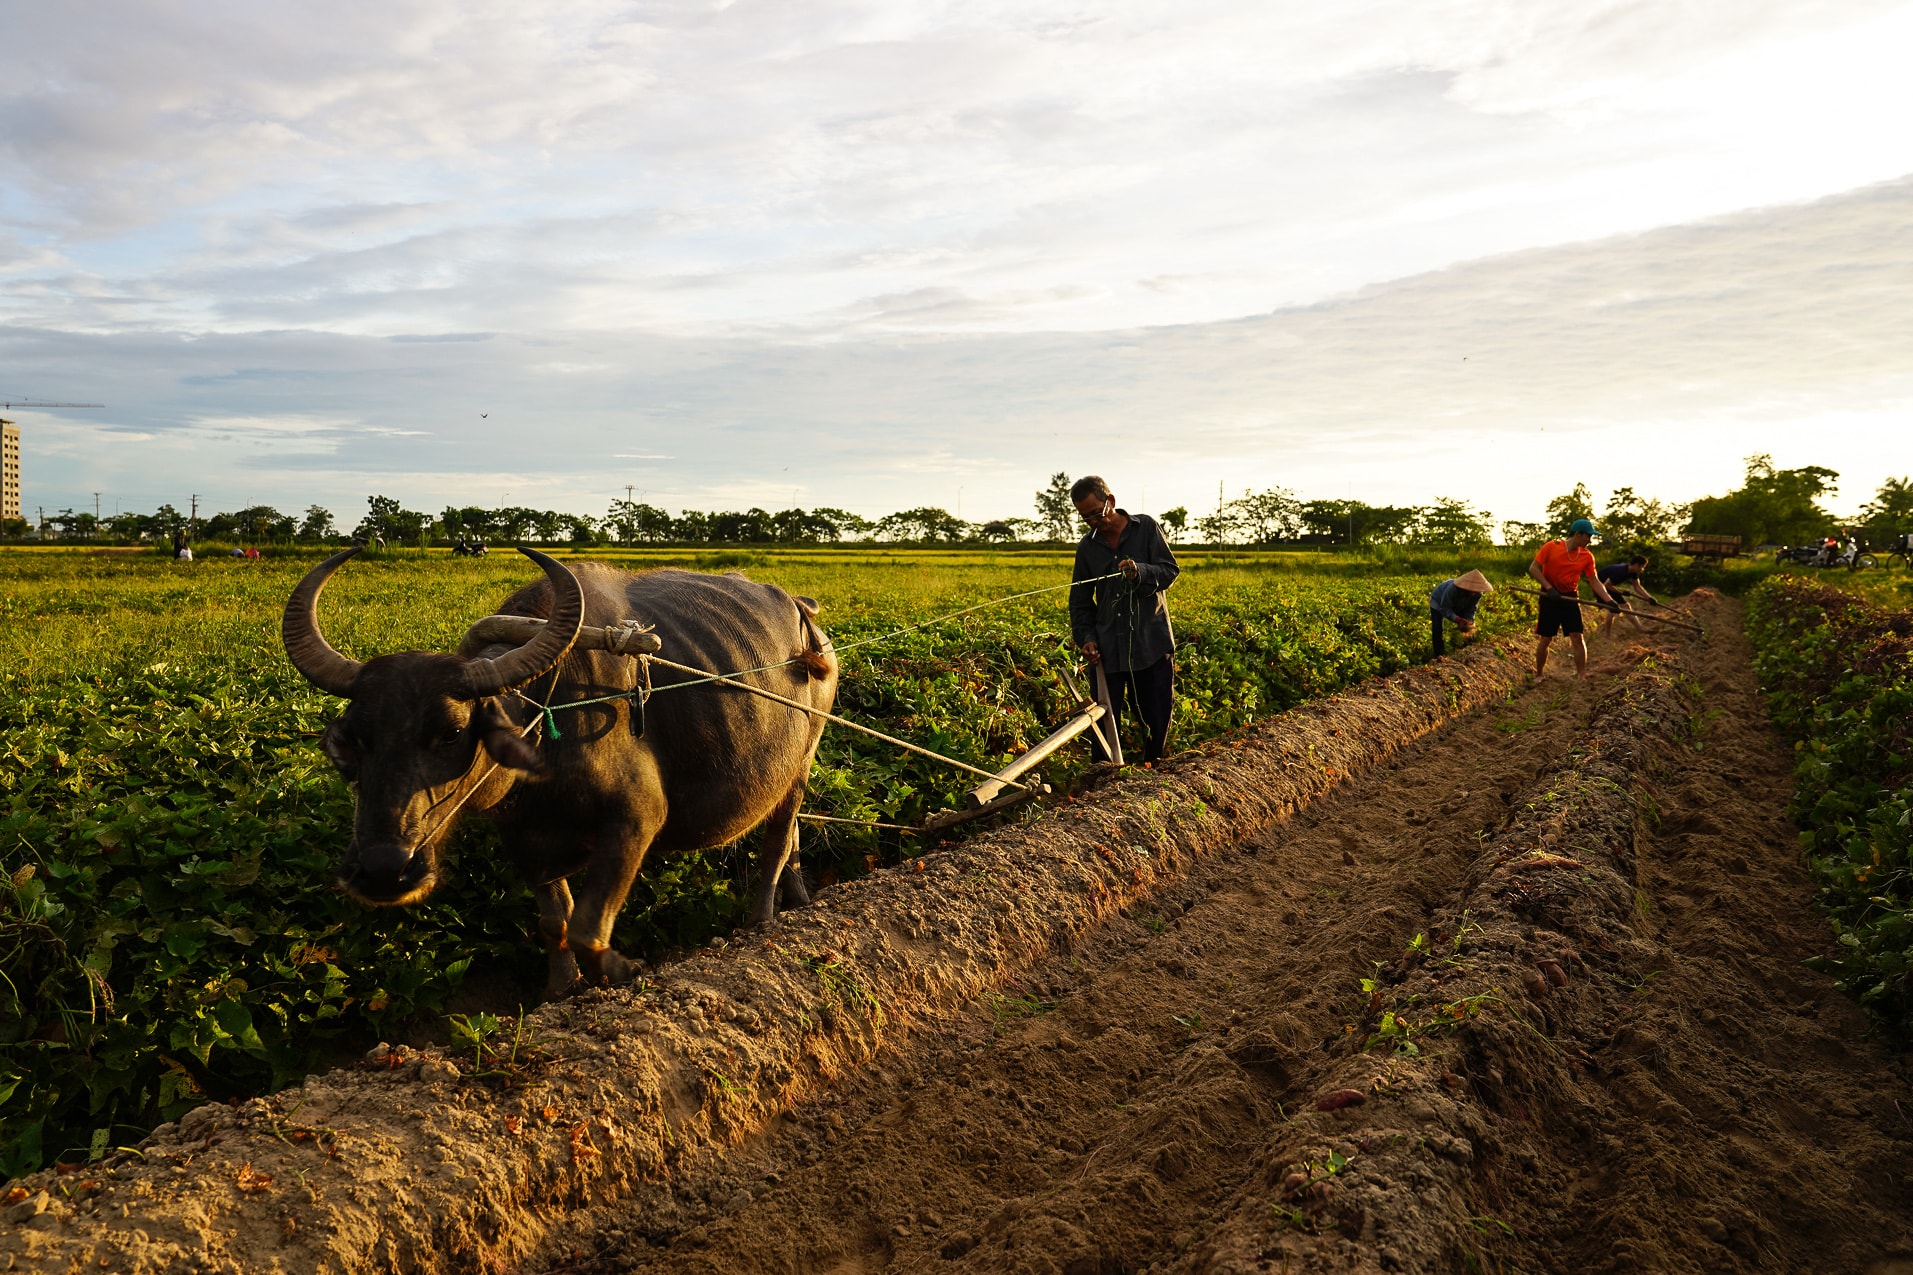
[457,615,665,659]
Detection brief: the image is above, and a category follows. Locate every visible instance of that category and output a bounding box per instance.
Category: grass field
[0,543,1590,1171]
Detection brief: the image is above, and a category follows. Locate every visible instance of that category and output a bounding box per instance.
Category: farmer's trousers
[1093,655,1175,764]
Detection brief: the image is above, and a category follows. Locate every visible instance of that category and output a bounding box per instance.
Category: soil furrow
[532,654,1601,1272]
[534,595,1913,1275]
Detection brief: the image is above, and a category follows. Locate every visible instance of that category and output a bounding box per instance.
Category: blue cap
[1569,517,1597,536]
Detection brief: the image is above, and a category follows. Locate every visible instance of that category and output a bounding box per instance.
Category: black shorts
[1537,595,1584,637]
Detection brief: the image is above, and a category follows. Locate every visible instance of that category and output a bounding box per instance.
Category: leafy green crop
[1746,574,1913,1040]
[0,546,1528,1173]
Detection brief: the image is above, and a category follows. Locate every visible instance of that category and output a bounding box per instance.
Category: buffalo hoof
[543,950,582,1002]
[579,945,636,986]
[778,863,812,908]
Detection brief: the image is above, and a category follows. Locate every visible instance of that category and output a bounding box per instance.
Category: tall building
[1,419,18,521]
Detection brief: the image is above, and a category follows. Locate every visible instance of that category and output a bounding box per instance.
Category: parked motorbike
[451,539,489,557]
[1779,538,1877,570]
[1775,532,1882,566]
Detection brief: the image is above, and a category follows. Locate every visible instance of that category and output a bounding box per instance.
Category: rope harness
[451,569,1131,839]
[524,570,1124,759]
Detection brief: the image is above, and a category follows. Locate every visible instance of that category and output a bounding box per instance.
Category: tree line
[9,459,1907,549]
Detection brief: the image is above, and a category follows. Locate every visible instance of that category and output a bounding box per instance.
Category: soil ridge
[1,645,1529,1273]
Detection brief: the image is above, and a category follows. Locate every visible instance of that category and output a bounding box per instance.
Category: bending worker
[1597,554,1659,633]
[1428,569,1494,657]
[1529,517,1619,680]
[1069,475,1180,763]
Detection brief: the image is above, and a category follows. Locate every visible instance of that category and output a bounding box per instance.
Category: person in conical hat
[1428,569,1494,658]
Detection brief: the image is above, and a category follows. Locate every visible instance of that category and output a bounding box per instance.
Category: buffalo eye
[322,722,361,779]
[436,724,466,747]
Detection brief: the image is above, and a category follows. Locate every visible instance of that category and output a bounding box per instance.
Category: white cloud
[1,1,1908,525]
[5,175,1909,524]
[4,0,1912,340]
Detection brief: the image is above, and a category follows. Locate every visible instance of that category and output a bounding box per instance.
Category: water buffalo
[282,547,837,996]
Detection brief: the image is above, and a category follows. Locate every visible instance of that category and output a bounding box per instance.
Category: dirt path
[533,598,1913,1275]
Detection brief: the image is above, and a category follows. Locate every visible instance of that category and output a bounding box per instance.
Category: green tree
[1298,499,1421,546]
[1034,472,1075,541]
[1545,483,1595,531]
[708,509,773,542]
[1220,488,1304,543]
[356,495,429,546]
[1412,497,1494,546]
[1599,487,1685,550]
[808,507,873,542]
[299,506,337,543]
[1159,506,1188,541]
[1858,476,1913,547]
[152,504,187,536]
[229,505,293,541]
[1684,454,1838,547]
[1500,520,1547,548]
[875,507,971,542]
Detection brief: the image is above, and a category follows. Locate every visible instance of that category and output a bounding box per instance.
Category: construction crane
[0,398,104,409]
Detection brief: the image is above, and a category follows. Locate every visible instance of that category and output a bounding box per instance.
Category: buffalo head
[282,546,585,905]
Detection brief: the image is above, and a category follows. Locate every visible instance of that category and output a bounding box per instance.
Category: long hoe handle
[1505,585,1705,634]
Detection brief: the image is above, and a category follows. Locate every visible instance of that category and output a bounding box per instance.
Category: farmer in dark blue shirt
[1596,555,1658,632]
[1069,476,1180,763]
[1428,569,1493,657]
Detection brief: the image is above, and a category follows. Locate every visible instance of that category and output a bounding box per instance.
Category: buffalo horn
[459,548,586,697]
[281,546,367,697]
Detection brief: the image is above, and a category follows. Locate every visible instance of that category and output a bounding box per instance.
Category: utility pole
[94,492,100,520]
[624,484,635,504]
[190,494,199,539]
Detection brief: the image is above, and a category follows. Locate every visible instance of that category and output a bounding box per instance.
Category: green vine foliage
[1746,575,1913,1040]
[0,549,1530,1174]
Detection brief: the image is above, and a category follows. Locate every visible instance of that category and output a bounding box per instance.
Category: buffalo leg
[779,858,811,908]
[749,787,805,927]
[568,841,644,986]
[535,880,580,998]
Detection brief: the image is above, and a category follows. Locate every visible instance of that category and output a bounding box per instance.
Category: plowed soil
[9,597,1913,1275]
[530,597,1913,1275]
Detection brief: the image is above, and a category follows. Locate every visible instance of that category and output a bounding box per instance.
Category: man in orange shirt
[1527,517,1619,680]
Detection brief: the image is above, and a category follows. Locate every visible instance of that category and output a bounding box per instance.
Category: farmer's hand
[1456,619,1476,635]
[1082,640,1103,665]
[1118,558,1139,580]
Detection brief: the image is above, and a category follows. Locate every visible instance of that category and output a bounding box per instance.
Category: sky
[3,0,1910,528]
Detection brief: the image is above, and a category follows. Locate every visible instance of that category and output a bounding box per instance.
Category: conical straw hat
[1455,569,1493,593]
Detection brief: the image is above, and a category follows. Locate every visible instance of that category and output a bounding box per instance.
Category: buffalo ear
[474,700,543,772]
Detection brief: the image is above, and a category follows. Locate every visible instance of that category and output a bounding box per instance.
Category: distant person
[1069,475,1180,763]
[1528,518,1619,680]
[230,547,245,558]
[1596,555,1660,632]
[1428,569,1493,657]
